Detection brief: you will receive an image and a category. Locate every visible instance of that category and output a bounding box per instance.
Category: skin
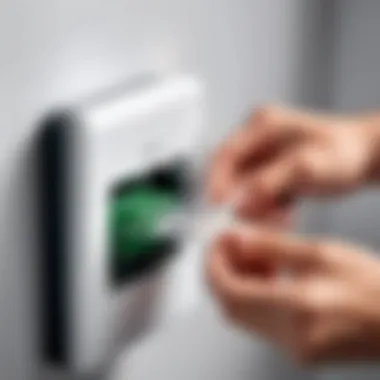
[206,105,380,365]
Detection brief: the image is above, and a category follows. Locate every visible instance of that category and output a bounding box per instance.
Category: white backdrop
[0,1,325,379]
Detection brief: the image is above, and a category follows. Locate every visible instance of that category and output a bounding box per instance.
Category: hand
[207,226,380,365]
[207,106,379,221]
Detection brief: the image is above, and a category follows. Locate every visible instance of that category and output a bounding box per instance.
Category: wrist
[361,118,380,183]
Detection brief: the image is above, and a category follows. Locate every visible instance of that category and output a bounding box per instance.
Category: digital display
[109,161,187,286]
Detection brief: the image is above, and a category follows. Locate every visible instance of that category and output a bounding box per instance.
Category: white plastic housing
[47,75,204,375]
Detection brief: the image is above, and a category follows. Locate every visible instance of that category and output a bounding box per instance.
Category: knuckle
[296,151,319,182]
[294,287,326,321]
[308,240,329,263]
[320,239,347,262]
[253,105,282,127]
[297,287,333,330]
[310,238,346,267]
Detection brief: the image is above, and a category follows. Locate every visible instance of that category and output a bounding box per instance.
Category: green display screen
[109,162,186,286]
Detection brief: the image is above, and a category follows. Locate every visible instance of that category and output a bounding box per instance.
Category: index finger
[223,226,325,271]
[206,106,320,203]
[206,235,301,309]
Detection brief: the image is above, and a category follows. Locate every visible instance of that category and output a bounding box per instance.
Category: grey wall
[323,1,380,247]
[317,1,380,379]
[0,1,327,379]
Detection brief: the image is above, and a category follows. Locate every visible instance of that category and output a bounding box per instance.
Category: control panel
[37,74,204,376]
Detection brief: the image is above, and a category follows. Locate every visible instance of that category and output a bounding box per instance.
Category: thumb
[236,145,340,218]
[219,226,325,273]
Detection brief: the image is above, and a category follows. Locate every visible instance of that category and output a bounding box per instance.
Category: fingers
[206,226,329,314]
[220,226,324,272]
[206,235,299,308]
[206,223,380,365]
[235,145,335,218]
[207,106,320,203]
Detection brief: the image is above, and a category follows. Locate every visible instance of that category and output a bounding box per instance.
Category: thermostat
[37,74,204,377]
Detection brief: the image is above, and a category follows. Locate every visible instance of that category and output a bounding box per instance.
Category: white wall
[0,1,322,379]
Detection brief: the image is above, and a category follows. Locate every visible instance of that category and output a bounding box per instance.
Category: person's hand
[207,226,380,365]
[207,106,380,221]
[205,104,380,364]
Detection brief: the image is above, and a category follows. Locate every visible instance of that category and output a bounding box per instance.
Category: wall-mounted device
[37,74,204,377]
